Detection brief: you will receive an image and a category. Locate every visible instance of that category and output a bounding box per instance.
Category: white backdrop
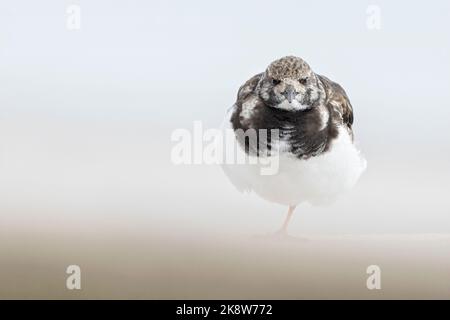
[1,0,450,235]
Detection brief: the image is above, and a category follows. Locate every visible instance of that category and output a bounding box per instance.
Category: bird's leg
[277,205,296,234]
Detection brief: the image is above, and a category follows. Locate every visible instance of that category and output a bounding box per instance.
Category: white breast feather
[220,107,367,206]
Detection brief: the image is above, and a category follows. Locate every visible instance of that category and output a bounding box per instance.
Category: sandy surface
[1,225,449,299]
[1,124,450,299]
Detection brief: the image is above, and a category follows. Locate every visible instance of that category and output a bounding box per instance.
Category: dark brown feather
[318,75,354,139]
[229,71,355,159]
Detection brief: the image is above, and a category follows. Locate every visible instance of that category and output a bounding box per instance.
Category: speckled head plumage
[266,56,313,80]
[257,56,324,111]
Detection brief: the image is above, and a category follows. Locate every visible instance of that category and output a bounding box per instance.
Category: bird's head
[258,56,323,111]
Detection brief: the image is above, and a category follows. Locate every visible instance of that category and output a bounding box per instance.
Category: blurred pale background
[1,0,450,299]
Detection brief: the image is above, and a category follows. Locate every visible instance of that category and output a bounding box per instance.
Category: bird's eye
[299,78,307,85]
[272,79,281,85]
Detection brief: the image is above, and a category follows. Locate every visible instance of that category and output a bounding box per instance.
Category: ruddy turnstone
[221,56,366,234]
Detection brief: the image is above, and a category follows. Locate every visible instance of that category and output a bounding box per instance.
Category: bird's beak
[283,85,297,103]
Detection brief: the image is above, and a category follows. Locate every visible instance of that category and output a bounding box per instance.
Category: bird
[221,56,366,235]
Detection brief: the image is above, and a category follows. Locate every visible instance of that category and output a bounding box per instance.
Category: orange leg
[278,205,296,234]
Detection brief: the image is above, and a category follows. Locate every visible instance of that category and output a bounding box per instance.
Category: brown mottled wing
[221,73,263,193]
[236,73,263,103]
[318,75,354,135]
